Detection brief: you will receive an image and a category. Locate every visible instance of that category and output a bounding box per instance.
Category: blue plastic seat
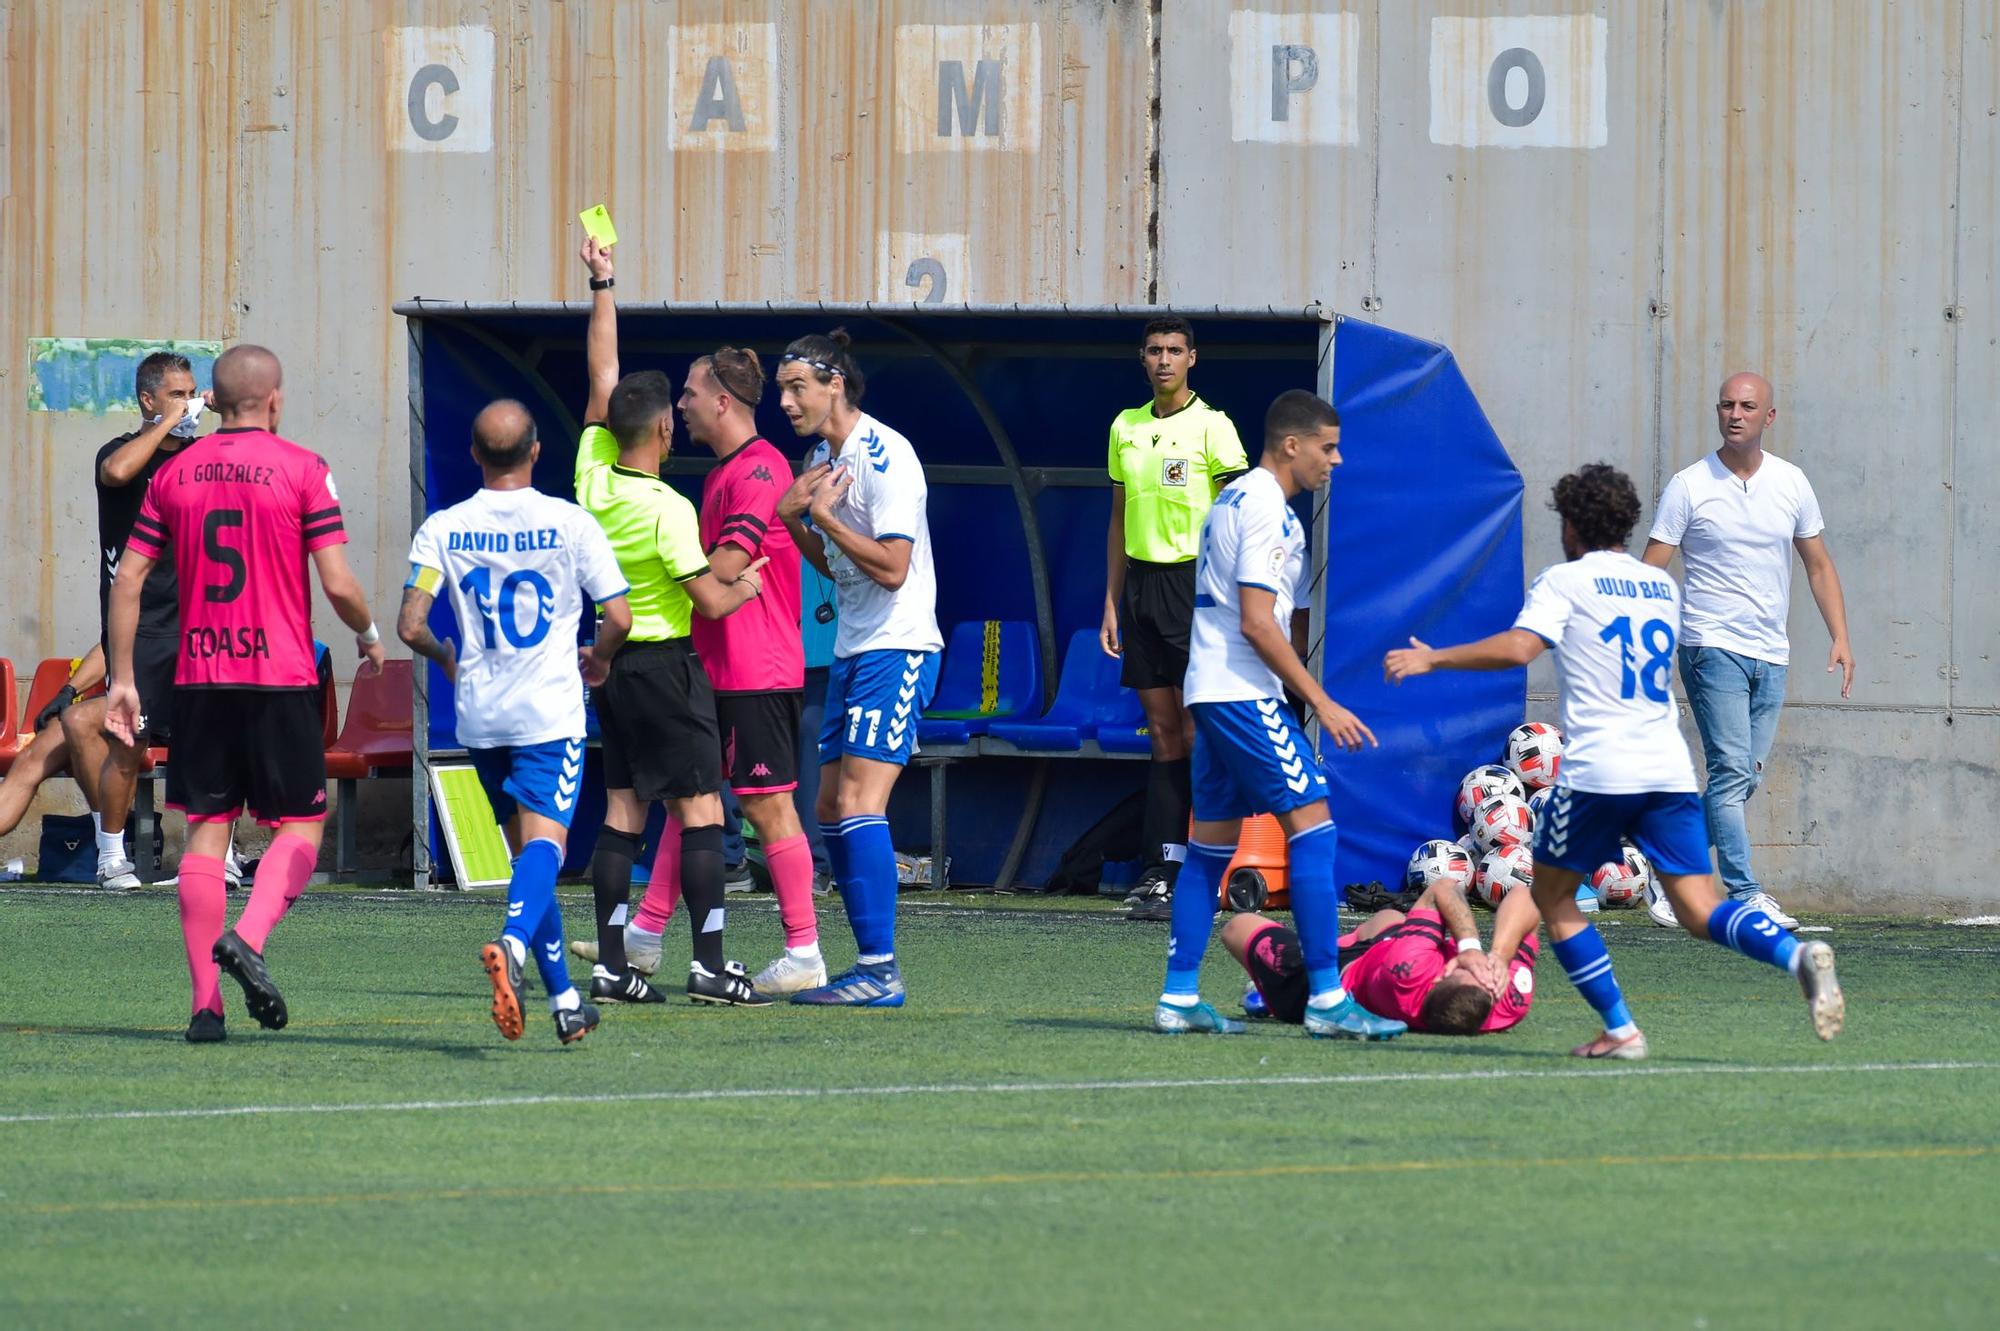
[917,619,1043,745]
[986,630,1141,751]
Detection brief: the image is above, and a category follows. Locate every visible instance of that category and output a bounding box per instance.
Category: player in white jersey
[1155,389,1406,1041]
[1384,464,1843,1058]
[774,329,942,1007]
[398,400,634,1046]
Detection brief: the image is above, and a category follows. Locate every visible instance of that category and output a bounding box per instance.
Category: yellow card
[578,204,618,247]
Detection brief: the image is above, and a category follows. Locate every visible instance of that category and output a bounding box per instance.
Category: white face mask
[146,396,204,438]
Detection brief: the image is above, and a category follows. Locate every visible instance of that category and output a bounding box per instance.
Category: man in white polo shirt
[1643,372,1854,928]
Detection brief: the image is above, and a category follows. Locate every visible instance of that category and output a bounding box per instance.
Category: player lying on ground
[108,344,384,1044]
[773,329,943,1007]
[573,235,772,1008]
[1384,463,1842,1059]
[1153,388,1403,1041]
[1224,875,1540,1034]
[400,399,634,1046]
[0,647,104,840]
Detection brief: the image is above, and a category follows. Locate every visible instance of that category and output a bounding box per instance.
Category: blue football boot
[1153,998,1246,1034]
[1302,994,1406,1041]
[792,960,906,1007]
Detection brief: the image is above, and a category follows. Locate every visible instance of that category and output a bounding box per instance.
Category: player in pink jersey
[1222,876,1542,1035]
[107,345,385,1044]
[624,344,828,994]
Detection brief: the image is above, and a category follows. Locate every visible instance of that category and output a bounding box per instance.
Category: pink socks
[765,833,819,950]
[234,834,316,952]
[177,854,227,1016]
[632,815,682,933]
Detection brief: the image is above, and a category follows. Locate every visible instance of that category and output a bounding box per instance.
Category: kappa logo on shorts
[750,763,772,778]
[555,738,583,812]
[311,790,326,807]
[1255,698,1310,794]
[1161,456,1189,487]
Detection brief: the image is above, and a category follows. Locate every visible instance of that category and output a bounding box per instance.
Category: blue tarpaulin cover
[1321,317,1525,891]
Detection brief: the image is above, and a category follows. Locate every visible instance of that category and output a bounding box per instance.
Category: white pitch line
[2,1060,1995,1128]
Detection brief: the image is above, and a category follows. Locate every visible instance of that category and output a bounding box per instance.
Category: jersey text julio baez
[96,432,186,638]
[804,412,941,658]
[407,487,628,748]
[1107,395,1248,563]
[1185,467,1308,705]
[694,437,803,692]
[1511,549,1698,795]
[124,427,346,689]
[573,423,710,641]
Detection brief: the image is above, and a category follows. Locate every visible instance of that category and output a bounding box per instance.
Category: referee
[1101,317,1248,920]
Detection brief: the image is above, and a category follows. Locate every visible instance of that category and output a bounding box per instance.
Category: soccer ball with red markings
[1590,843,1654,910]
[1505,722,1565,790]
[1405,839,1476,896]
[1475,843,1534,908]
[1456,764,1526,826]
[1525,784,1555,829]
[1470,793,1535,856]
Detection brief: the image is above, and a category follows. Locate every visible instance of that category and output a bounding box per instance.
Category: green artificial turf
[2,887,1997,1329]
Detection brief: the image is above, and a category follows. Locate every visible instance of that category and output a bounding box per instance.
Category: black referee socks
[591,826,644,974]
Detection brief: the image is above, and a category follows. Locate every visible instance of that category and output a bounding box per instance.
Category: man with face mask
[61,352,239,890]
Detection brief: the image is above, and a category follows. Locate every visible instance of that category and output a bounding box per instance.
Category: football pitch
[3,888,1997,1329]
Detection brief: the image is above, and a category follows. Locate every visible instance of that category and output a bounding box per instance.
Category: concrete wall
[3,1,1994,909]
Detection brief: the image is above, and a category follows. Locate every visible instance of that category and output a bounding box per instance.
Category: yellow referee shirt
[1108,395,1248,564]
[573,423,708,641]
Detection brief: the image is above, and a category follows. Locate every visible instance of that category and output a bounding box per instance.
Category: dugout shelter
[394,300,1524,893]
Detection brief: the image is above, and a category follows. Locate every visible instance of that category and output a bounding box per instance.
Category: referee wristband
[357,622,381,646]
[1456,939,1484,953]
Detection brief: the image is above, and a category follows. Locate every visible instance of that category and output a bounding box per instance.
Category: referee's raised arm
[1103,317,1248,921]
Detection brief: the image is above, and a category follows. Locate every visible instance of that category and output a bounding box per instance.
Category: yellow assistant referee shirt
[1108,395,1248,564]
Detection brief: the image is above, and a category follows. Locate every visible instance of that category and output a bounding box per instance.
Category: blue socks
[1707,899,1801,973]
[836,814,897,961]
[1287,821,1344,996]
[508,837,571,997]
[1163,840,1234,999]
[1550,925,1636,1035]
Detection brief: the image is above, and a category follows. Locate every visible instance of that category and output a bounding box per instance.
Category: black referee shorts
[1119,558,1197,691]
[596,639,722,803]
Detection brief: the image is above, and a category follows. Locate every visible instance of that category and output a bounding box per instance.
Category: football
[1475,843,1534,907]
[1456,764,1526,826]
[1469,792,1534,855]
[1405,838,1476,895]
[1589,842,1654,909]
[1505,721,1565,790]
[1525,784,1555,828]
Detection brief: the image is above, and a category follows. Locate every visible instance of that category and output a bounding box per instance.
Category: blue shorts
[1189,698,1331,822]
[469,736,586,829]
[1532,786,1709,876]
[818,649,941,767]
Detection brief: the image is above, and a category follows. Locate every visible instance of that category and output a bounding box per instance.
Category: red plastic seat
[324,660,415,779]
[0,658,19,772]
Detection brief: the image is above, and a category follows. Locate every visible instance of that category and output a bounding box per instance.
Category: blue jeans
[1678,645,1787,901]
[795,667,831,874]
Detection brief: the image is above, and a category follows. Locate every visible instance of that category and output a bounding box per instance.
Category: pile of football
[1401,721,1652,911]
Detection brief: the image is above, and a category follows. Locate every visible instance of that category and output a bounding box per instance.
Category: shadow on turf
[1007,1016,1737,1063]
[12,1023,498,1058]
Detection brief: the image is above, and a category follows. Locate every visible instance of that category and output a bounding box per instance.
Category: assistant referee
[1101,317,1247,920]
